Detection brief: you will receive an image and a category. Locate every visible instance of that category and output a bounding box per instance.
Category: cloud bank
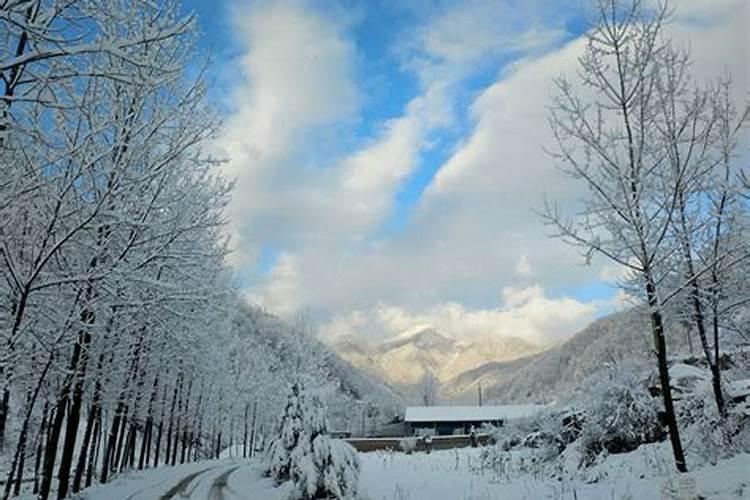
[218,0,748,343]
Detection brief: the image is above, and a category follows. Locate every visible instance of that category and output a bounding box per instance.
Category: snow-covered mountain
[330,309,698,405]
[441,308,691,403]
[330,326,542,390]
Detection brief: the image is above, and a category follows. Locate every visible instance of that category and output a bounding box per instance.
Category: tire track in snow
[208,466,240,500]
[157,465,218,499]
[121,465,216,500]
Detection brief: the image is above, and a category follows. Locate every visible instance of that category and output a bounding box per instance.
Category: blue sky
[193,0,746,342]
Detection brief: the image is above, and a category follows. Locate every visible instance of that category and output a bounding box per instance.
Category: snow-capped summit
[330,326,541,390]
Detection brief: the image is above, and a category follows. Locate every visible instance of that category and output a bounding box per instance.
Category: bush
[678,379,749,464]
[398,437,418,454]
[580,366,664,466]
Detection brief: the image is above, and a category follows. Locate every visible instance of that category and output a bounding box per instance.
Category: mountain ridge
[329,325,543,393]
[441,308,691,403]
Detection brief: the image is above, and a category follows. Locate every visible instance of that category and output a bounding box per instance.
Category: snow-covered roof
[404,405,545,423]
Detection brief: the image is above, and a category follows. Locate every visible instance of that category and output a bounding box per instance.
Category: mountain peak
[331,326,542,397]
[383,325,452,349]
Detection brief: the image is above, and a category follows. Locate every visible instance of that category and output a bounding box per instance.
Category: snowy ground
[78,459,290,500]
[74,447,750,500]
[358,448,750,500]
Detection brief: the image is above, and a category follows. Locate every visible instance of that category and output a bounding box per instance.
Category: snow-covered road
[80,460,289,500]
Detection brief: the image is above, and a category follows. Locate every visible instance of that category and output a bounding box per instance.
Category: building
[404,405,545,436]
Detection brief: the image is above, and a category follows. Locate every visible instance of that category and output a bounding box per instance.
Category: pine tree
[267,382,360,499]
[267,382,307,483]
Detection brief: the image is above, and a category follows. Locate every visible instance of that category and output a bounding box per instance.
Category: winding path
[158,465,220,499]
[207,466,240,500]
[82,459,287,500]
[108,463,246,500]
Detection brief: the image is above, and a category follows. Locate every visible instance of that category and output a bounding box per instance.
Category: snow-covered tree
[268,382,307,482]
[267,382,360,500]
[419,371,439,407]
[540,0,747,472]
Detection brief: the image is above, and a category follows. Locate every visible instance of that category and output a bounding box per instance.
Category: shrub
[580,366,665,465]
[398,437,418,454]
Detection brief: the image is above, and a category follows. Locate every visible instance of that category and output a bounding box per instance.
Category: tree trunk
[3,353,53,500]
[154,382,169,468]
[0,388,8,452]
[194,409,204,462]
[73,378,103,493]
[154,419,164,468]
[57,327,93,500]
[39,326,90,500]
[243,403,249,459]
[687,285,726,417]
[3,399,28,500]
[170,376,184,467]
[118,424,132,472]
[85,408,102,488]
[39,403,66,500]
[228,417,234,459]
[33,402,49,495]
[101,401,125,483]
[647,279,687,473]
[711,309,725,417]
[113,407,129,472]
[119,421,136,472]
[139,376,159,470]
[1,287,30,452]
[165,375,181,466]
[249,400,257,458]
[139,418,151,470]
[143,419,153,469]
[178,377,192,465]
[676,196,726,417]
[12,433,25,497]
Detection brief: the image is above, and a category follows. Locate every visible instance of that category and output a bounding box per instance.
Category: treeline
[0,2,398,491]
[543,0,749,473]
[0,1,251,498]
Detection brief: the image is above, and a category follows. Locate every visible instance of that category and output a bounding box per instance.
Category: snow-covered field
[76,447,750,500]
[359,448,750,500]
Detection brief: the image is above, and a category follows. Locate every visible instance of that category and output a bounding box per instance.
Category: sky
[187,0,748,345]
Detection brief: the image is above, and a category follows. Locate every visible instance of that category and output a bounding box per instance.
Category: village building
[404,405,546,436]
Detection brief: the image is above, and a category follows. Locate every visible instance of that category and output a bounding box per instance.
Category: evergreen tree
[267,382,307,482]
[267,382,360,499]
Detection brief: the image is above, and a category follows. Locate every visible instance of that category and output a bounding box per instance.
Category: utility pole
[478,382,483,406]
[361,406,366,437]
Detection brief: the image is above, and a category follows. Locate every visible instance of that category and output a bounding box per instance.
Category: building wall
[407,420,503,436]
[344,434,493,453]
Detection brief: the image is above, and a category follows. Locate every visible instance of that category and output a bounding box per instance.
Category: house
[329,430,352,439]
[404,405,545,436]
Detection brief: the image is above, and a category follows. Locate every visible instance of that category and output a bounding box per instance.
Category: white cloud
[319,285,599,345]
[223,0,747,341]
[219,0,361,266]
[515,255,533,276]
[245,252,303,316]
[403,0,566,75]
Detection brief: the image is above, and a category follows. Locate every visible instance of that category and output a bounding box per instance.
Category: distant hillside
[330,326,542,395]
[442,308,690,403]
[233,305,404,428]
